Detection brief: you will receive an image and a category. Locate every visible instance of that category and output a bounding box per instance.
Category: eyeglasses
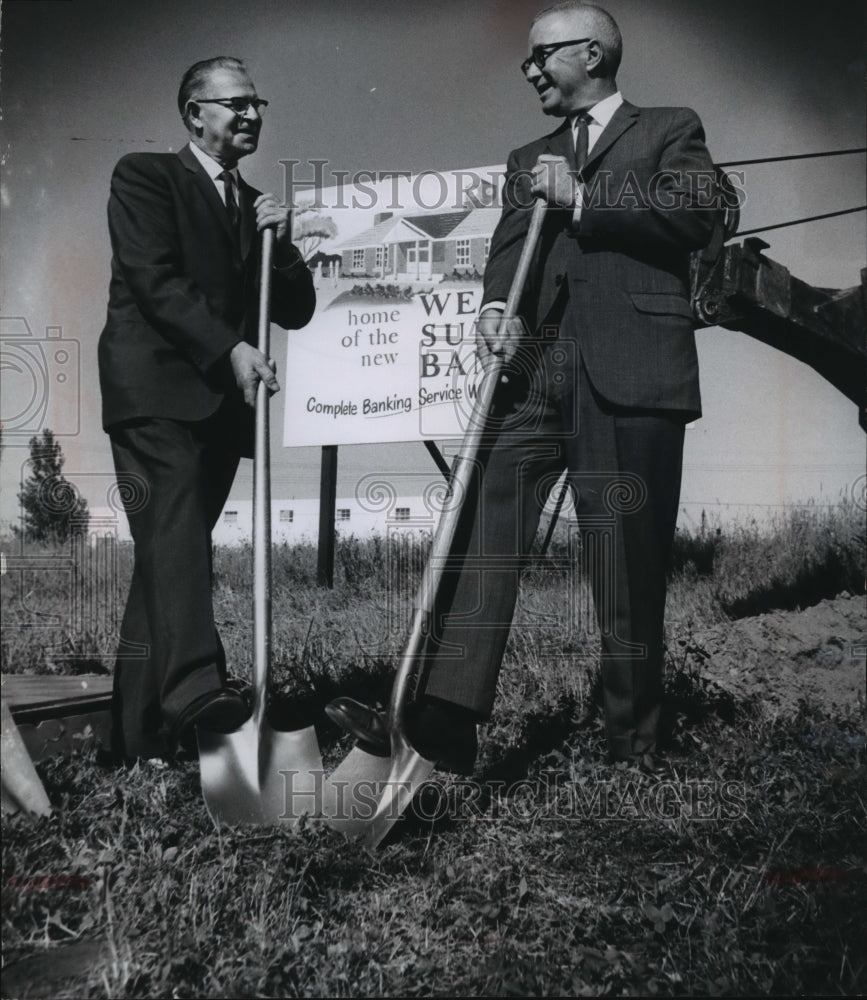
[521,38,592,76]
[192,97,269,115]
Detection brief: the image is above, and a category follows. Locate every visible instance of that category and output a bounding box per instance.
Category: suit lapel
[177,145,240,250]
[581,101,640,174]
[544,119,578,171]
[541,102,640,179]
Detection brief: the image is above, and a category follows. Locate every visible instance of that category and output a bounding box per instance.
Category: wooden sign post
[317,445,338,587]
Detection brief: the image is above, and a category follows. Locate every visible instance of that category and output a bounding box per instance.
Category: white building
[78,483,578,548]
[212,495,442,546]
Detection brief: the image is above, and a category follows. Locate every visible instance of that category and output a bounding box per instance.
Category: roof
[336,208,499,250]
[402,210,470,238]
[448,208,501,239]
[336,215,407,250]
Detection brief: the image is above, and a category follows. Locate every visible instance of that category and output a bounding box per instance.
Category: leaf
[643,903,666,935]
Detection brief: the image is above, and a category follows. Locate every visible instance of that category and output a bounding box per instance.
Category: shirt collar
[571,91,623,130]
[188,141,238,181]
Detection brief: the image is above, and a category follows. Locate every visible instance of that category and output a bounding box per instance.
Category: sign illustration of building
[336,207,501,283]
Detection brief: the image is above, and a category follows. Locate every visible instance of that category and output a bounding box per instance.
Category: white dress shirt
[188,142,239,205]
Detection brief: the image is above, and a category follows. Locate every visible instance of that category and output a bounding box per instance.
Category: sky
[1,0,865,532]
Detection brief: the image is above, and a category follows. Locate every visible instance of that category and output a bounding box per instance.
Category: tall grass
[2,497,863,682]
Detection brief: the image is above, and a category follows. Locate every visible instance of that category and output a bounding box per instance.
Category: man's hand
[476,308,525,369]
[254,192,290,243]
[229,341,279,407]
[530,154,579,209]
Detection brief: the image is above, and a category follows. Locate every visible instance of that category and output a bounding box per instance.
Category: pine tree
[15,429,89,543]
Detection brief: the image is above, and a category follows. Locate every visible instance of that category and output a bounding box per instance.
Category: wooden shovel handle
[252,227,275,726]
[389,198,548,743]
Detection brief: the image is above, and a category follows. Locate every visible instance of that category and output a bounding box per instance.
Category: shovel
[321,198,548,847]
[1,700,51,818]
[199,227,323,826]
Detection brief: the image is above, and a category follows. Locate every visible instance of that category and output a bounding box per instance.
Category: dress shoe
[171,689,249,753]
[325,696,478,775]
[325,697,390,756]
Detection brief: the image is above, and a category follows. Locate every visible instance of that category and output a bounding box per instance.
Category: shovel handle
[252,227,275,726]
[388,198,548,743]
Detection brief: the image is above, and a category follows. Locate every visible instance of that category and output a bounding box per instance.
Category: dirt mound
[691,594,865,718]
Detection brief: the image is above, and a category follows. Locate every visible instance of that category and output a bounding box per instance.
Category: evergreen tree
[15,429,89,543]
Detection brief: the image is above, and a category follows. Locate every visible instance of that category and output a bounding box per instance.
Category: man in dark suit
[100,56,315,760]
[328,2,716,768]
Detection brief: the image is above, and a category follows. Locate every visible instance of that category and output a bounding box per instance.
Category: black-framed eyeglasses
[192,97,269,115]
[521,38,592,76]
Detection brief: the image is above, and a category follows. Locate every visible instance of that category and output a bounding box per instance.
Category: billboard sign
[282,165,506,447]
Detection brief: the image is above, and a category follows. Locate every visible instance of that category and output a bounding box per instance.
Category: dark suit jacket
[484,101,716,417]
[99,145,315,440]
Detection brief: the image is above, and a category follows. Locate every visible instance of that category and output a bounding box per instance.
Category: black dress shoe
[325,697,390,756]
[171,689,249,752]
[325,696,478,775]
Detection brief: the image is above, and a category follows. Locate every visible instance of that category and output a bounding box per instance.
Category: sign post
[316,445,338,587]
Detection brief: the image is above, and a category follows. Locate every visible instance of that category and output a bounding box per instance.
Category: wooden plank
[15,711,113,762]
[1,676,114,762]
[1,674,113,713]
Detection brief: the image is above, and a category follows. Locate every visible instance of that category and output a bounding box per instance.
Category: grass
[2,495,863,681]
[2,496,865,997]
[3,706,865,997]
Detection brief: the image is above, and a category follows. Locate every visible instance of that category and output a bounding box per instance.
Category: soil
[689,594,866,718]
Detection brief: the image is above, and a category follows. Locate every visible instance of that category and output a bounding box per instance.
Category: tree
[15,429,89,543]
[293,206,338,260]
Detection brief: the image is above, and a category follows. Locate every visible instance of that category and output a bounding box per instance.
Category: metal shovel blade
[319,736,434,847]
[1,700,51,818]
[198,719,322,826]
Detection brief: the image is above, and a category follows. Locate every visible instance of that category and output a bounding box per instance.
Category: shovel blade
[198,719,323,826]
[1,701,51,818]
[321,743,435,847]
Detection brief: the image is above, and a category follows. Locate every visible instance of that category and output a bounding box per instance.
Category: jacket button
[555,274,565,285]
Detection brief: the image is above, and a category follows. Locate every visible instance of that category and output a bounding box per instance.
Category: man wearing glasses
[329,3,716,770]
[99,57,315,761]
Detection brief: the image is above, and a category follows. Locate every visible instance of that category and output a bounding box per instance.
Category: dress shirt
[570,91,623,223]
[188,142,239,206]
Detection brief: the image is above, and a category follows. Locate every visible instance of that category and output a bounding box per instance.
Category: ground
[689,594,865,719]
[2,573,865,997]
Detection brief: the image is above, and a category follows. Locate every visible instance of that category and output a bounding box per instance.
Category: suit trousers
[109,403,242,759]
[418,336,687,761]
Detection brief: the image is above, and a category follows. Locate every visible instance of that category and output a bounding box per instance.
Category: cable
[717,147,866,168]
[732,204,866,239]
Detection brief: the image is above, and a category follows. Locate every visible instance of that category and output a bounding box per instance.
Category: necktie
[574,111,593,173]
[219,170,240,233]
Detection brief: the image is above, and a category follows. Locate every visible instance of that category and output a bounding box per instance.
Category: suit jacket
[99,145,316,438]
[484,101,716,416]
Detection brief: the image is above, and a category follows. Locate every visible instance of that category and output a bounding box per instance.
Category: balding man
[329,3,716,770]
[100,57,315,761]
